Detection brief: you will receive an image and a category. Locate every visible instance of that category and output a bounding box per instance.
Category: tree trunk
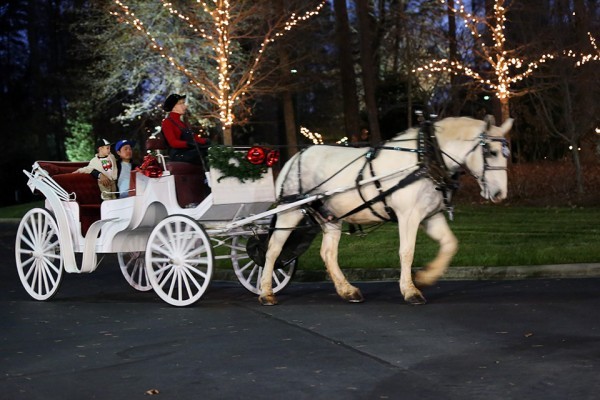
[499,98,510,125]
[223,125,233,146]
[333,0,361,140]
[274,0,299,158]
[447,0,462,116]
[355,0,381,144]
[278,49,298,158]
[27,0,49,158]
[570,145,584,194]
[281,90,298,158]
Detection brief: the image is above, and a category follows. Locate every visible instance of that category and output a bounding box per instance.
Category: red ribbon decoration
[265,150,280,167]
[138,155,163,178]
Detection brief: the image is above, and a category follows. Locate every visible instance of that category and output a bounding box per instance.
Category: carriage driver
[161,94,210,165]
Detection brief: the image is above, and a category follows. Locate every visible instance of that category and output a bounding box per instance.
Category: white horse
[259,116,513,305]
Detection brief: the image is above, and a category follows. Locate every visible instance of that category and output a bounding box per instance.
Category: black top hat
[163,94,186,112]
[96,138,112,149]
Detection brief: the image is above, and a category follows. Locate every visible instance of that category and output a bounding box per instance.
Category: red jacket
[161,112,191,149]
[161,112,210,149]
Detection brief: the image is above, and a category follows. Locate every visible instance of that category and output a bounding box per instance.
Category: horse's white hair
[259,116,513,306]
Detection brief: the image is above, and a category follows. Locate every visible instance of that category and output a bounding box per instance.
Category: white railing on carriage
[25,162,75,202]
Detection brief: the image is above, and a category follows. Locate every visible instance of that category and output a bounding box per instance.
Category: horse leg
[397,214,427,305]
[320,222,364,302]
[258,209,304,306]
[414,212,458,287]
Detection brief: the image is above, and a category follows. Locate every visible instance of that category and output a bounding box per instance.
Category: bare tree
[355,0,381,143]
[414,0,559,124]
[524,0,599,193]
[333,0,361,140]
[112,0,326,145]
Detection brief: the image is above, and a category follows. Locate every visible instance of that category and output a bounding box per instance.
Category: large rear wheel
[145,215,213,306]
[15,208,63,300]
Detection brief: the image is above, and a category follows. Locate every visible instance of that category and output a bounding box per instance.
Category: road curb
[214,263,600,282]
[4,219,599,282]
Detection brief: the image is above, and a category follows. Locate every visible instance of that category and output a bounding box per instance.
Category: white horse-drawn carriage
[15,116,513,307]
[15,144,297,306]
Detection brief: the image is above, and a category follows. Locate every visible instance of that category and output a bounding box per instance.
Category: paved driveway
[1,222,600,400]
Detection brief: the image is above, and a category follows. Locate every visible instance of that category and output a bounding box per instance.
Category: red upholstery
[37,161,89,176]
[37,161,101,235]
[145,139,211,207]
[146,136,167,151]
[166,162,210,207]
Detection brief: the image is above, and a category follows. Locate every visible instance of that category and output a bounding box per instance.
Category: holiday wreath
[207,145,279,183]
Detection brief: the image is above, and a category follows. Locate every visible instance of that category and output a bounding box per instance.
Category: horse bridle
[460,132,510,193]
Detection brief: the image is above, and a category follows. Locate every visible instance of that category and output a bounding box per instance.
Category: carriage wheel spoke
[16,209,63,301]
[230,234,296,295]
[20,234,35,252]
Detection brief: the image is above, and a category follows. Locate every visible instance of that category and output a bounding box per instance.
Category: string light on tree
[300,126,323,145]
[563,32,600,67]
[414,0,557,122]
[112,0,327,145]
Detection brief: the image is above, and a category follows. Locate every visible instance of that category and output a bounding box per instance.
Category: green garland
[207,145,267,183]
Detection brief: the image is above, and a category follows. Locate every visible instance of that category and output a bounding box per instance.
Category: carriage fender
[24,170,79,273]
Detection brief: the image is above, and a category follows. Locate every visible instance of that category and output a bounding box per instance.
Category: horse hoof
[405,294,427,305]
[259,295,278,306]
[344,290,364,303]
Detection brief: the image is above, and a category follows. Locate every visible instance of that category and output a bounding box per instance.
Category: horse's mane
[390,117,486,142]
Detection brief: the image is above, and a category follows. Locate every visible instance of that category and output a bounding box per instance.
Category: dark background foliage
[1,0,598,206]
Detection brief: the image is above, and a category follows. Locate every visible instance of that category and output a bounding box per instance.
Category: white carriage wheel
[15,208,63,301]
[118,252,152,292]
[231,235,296,295]
[145,215,214,306]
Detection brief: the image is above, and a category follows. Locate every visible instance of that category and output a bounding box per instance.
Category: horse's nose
[492,190,506,203]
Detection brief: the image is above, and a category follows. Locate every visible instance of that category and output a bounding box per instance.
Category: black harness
[336,119,458,222]
[278,118,508,223]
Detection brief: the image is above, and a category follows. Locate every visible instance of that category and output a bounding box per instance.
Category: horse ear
[498,118,514,136]
[484,114,495,130]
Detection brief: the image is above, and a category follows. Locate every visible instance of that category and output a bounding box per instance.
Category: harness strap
[335,166,428,221]
[420,120,460,217]
[354,147,396,221]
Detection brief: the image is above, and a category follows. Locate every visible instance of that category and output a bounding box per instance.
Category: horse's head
[463,117,513,203]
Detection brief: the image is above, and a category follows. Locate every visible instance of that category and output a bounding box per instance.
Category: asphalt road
[2,223,600,400]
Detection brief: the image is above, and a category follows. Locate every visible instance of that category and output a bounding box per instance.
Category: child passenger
[75,138,118,200]
[114,139,138,198]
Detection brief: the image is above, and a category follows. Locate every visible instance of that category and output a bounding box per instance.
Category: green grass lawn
[3,201,599,269]
[297,205,600,270]
[0,201,44,219]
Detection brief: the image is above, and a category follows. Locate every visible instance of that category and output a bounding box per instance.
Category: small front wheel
[231,235,296,295]
[145,215,213,306]
[15,208,63,300]
[118,251,151,291]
